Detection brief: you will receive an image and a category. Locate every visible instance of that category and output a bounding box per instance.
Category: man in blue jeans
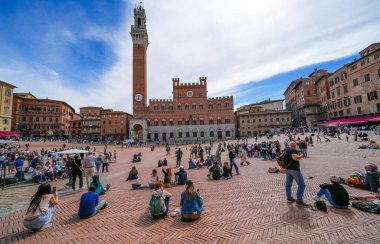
[313,175,349,209]
[284,141,308,207]
[228,147,239,175]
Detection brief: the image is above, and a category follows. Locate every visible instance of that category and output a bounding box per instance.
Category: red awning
[0,131,19,138]
[319,115,380,126]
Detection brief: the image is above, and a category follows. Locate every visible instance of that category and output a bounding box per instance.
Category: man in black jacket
[313,175,349,209]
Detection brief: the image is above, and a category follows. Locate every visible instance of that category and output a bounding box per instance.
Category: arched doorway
[133,124,143,141]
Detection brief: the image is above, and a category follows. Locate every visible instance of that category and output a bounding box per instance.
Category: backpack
[352,201,380,214]
[315,201,327,212]
[150,191,165,218]
[276,150,291,168]
[212,167,221,180]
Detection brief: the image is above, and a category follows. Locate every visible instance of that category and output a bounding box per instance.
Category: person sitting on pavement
[207,161,222,180]
[205,156,212,168]
[162,167,175,187]
[78,186,107,219]
[180,180,203,222]
[43,161,55,182]
[126,166,140,181]
[90,175,110,195]
[53,162,65,179]
[222,161,233,179]
[24,184,58,231]
[355,163,380,193]
[369,141,379,149]
[32,165,47,184]
[312,175,349,209]
[148,169,159,188]
[188,158,196,169]
[174,166,188,185]
[157,160,163,167]
[150,180,172,219]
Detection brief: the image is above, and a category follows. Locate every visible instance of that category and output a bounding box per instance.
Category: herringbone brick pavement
[0,134,379,243]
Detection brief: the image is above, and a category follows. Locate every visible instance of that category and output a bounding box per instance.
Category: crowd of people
[9,129,380,232]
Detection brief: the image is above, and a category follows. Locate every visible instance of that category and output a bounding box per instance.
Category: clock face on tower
[135,94,143,102]
[186,91,193,97]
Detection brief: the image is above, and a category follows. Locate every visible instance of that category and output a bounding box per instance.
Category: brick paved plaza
[1,134,380,243]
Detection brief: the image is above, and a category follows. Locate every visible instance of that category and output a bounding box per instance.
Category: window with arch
[192,104,197,110]
[185,104,189,110]
[216,103,221,109]
[169,104,174,110]
[161,105,166,110]
[177,104,182,110]
[208,103,213,109]
[224,103,229,108]
[154,105,158,111]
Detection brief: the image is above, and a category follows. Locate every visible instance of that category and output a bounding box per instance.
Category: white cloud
[1,0,380,115]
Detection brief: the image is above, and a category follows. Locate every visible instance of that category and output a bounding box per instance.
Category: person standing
[72,155,84,191]
[284,141,308,207]
[215,147,221,164]
[176,148,183,167]
[228,147,239,175]
[240,148,251,166]
[83,152,96,189]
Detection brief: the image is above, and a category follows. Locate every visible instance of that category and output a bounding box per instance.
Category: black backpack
[276,150,291,168]
[315,201,327,212]
[212,167,221,180]
[352,201,380,213]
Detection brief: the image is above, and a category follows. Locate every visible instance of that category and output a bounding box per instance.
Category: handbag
[311,200,327,212]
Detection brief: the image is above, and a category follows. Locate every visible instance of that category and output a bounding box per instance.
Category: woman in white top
[24,184,58,231]
[148,169,159,188]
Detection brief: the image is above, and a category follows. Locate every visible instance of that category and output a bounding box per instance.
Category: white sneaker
[312,196,321,202]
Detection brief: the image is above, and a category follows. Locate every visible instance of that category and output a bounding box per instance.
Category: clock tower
[130,3,148,118]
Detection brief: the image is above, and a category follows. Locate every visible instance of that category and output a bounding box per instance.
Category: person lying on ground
[312,175,349,209]
[24,184,58,231]
[174,166,187,185]
[126,166,140,181]
[78,186,107,219]
[350,192,379,201]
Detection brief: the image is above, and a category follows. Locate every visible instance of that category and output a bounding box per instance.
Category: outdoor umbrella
[57,149,90,154]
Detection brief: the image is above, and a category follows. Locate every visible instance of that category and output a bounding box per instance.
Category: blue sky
[1,0,380,113]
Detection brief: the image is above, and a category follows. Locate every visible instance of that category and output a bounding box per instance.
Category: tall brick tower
[130,3,148,118]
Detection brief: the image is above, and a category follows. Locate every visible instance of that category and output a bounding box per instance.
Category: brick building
[284,69,328,127]
[68,116,81,140]
[235,99,292,137]
[129,4,235,143]
[79,106,102,141]
[100,110,133,141]
[314,73,330,121]
[285,43,380,126]
[12,93,75,138]
[0,80,17,131]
